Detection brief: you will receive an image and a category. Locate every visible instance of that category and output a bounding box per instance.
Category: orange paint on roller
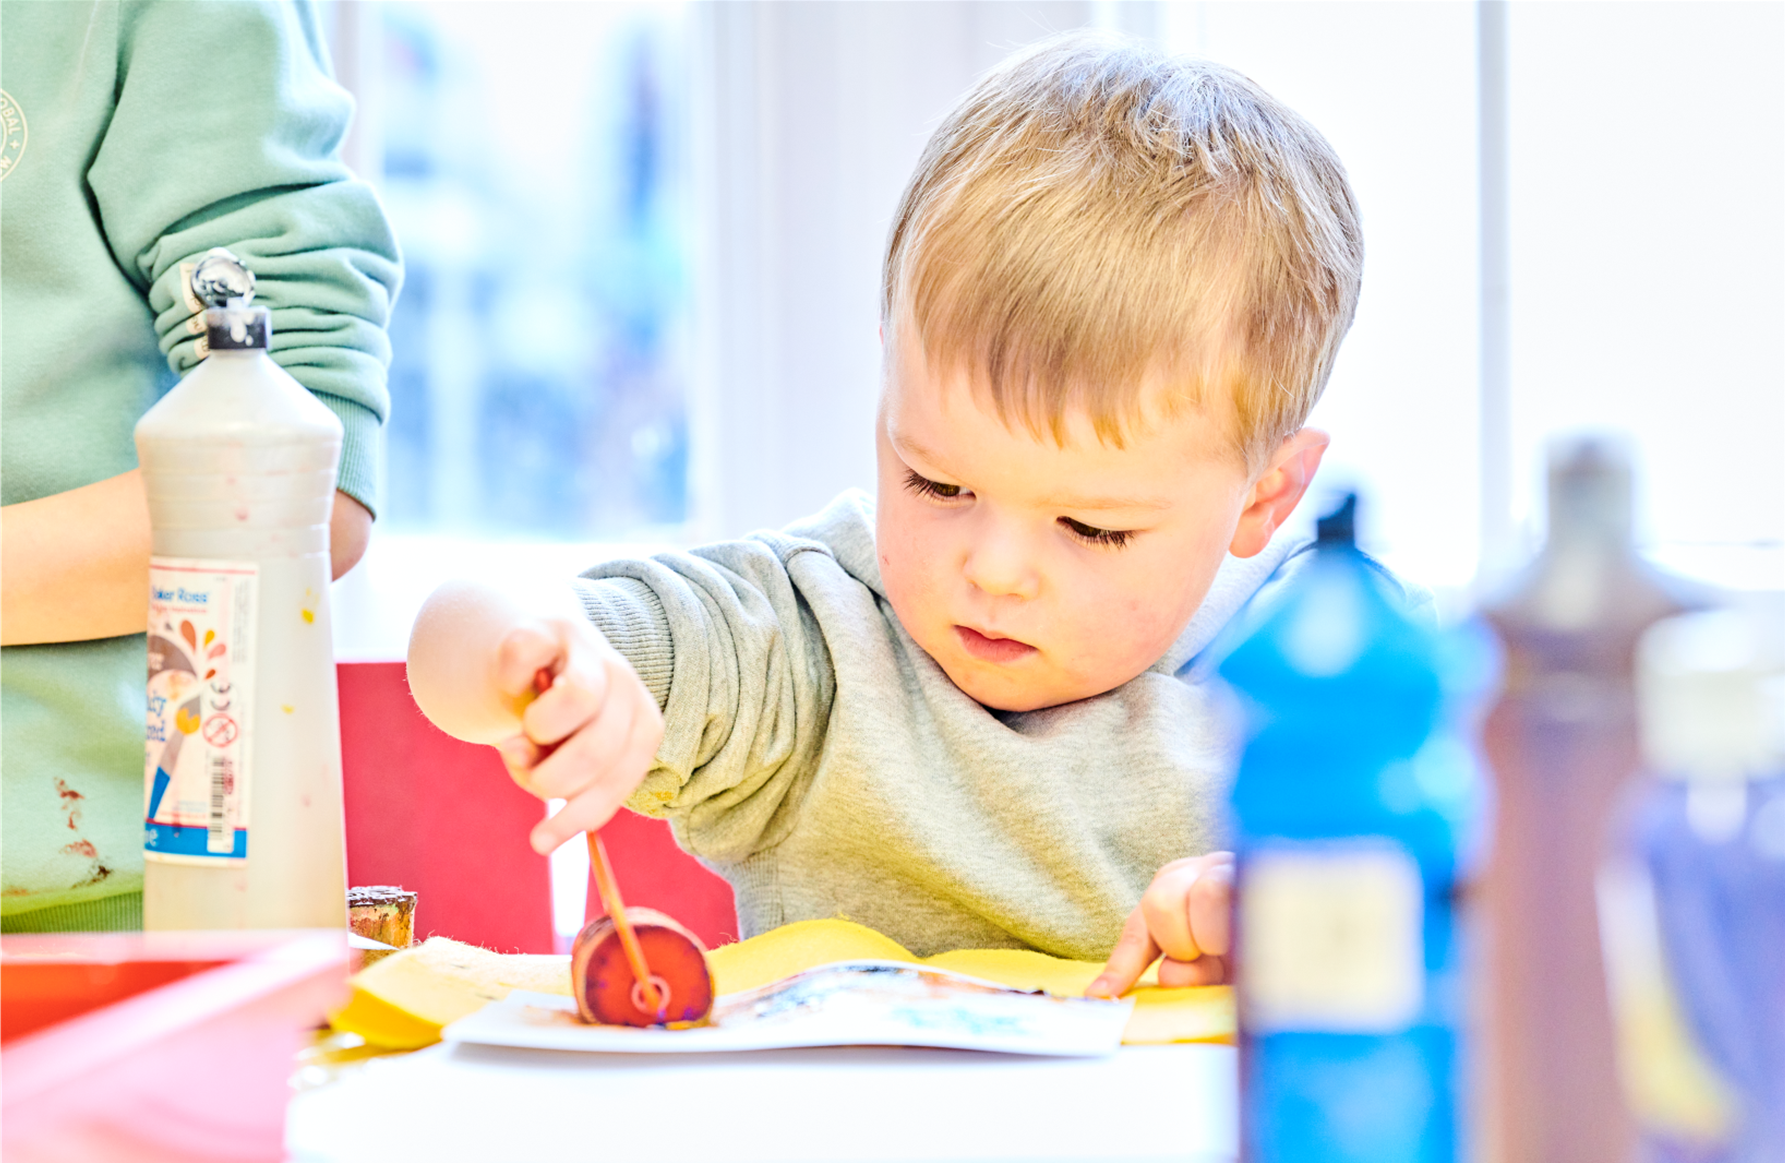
[571,906,713,1028]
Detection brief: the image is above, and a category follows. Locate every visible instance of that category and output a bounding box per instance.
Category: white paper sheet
[441,960,1133,1058]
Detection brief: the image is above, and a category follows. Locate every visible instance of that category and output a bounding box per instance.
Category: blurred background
[319,0,1784,657]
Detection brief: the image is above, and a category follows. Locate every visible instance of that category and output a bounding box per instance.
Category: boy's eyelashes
[902,469,1135,550]
[1057,517,1133,549]
[902,468,966,501]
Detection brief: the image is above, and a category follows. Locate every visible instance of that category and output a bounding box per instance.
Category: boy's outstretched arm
[407,579,664,853]
[1088,852,1236,996]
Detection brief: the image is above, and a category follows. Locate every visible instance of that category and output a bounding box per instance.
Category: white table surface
[286,1041,1238,1163]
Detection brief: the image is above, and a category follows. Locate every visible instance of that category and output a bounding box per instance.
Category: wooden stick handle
[531,667,665,1021]
[587,830,663,1020]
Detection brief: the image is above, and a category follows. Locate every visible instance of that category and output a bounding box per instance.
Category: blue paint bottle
[1221,495,1488,1163]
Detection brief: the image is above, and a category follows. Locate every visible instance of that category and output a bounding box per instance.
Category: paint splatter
[301,608,315,624]
[54,778,85,830]
[51,783,110,885]
[60,836,112,886]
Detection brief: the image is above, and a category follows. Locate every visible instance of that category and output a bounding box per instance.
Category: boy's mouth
[954,625,1037,665]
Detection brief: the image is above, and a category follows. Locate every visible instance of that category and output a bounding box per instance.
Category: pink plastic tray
[2,929,347,1163]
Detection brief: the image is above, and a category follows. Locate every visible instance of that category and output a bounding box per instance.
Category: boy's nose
[961,529,1041,601]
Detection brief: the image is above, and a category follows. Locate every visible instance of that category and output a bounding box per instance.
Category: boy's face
[875,330,1325,713]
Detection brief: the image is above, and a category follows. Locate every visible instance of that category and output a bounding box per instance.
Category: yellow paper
[923,944,1233,1045]
[330,937,573,1049]
[332,919,1236,1049]
[706,917,922,994]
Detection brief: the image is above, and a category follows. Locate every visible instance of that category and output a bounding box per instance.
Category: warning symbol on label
[202,714,239,748]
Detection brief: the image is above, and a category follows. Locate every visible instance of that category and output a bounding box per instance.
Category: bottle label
[1241,842,1424,1033]
[143,558,257,865]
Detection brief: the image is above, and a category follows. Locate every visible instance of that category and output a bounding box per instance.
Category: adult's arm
[0,1,402,649]
[1,472,371,646]
[94,2,402,519]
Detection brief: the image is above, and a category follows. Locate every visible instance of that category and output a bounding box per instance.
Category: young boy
[409,34,1411,997]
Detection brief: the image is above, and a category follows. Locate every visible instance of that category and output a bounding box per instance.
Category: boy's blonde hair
[883,34,1363,468]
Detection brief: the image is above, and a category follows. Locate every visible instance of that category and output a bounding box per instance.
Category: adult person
[1,0,402,931]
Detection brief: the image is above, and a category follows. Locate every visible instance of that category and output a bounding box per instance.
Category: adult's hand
[330,491,373,580]
[2,471,372,645]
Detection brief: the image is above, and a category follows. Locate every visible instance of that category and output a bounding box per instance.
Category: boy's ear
[1229,428,1330,559]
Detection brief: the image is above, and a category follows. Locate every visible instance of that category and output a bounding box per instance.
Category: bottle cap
[1547,437,1634,543]
[1220,490,1442,747]
[1316,493,1359,548]
[192,248,269,351]
[1638,608,1785,780]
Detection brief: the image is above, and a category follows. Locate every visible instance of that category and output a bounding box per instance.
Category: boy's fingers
[529,787,626,854]
[588,678,663,801]
[1187,859,1235,958]
[1140,862,1208,963]
[527,701,657,853]
[1157,954,1230,988]
[494,622,566,696]
[498,734,545,790]
[525,689,638,801]
[522,655,609,748]
[1087,906,1160,999]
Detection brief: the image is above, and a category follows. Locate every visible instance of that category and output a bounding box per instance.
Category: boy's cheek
[1059,555,1209,673]
[877,505,949,626]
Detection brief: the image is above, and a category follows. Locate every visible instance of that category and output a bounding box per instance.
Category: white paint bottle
[138,249,347,930]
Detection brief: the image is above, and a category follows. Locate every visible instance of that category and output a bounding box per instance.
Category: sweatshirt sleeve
[574,537,839,866]
[88,0,402,514]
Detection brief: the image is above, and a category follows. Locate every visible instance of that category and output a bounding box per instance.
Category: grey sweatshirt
[575,490,1430,960]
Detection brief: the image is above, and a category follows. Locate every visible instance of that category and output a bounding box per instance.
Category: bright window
[333,0,693,539]
[323,1,692,660]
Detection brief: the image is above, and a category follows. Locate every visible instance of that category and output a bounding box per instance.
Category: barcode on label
[207,752,233,853]
[145,556,257,866]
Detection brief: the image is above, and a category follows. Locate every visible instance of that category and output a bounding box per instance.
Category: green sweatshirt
[0,1,401,929]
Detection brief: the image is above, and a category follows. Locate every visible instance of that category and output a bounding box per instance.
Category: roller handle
[532,667,665,1021]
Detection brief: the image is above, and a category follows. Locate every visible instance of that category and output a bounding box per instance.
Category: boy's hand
[1088,852,1235,997]
[492,615,664,855]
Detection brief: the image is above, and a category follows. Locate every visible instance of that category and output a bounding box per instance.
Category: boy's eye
[903,469,965,501]
[1058,516,1133,549]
